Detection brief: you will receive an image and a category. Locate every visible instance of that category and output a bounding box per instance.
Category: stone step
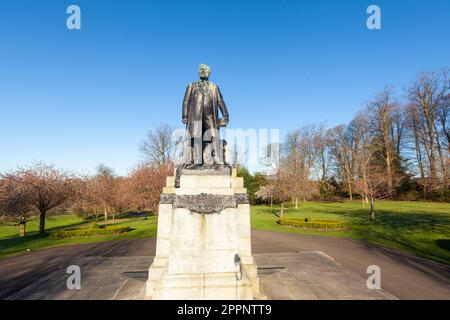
[254,292,270,300]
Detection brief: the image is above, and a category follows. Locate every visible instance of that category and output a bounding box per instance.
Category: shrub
[88,222,99,229]
[237,168,267,205]
[49,225,130,239]
[279,217,346,231]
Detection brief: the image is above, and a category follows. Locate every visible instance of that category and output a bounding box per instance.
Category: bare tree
[92,164,116,221]
[438,94,450,148]
[255,183,276,207]
[0,174,34,236]
[437,93,450,184]
[77,176,102,221]
[404,103,426,182]
[352,119,402,221]
[408,70,450,187]
[312,125,331,182]
[125,164,171,215]
[272,168,293,218]
[366,87,405,196]
[140,124,180,167]
[281,126,320,208]
[328,124,359,200]
[4,162,77,235]
[354,160,399,221]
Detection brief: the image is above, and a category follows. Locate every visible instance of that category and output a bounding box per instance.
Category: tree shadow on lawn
[318,205,450,232]
[255,205,450,287]
[436,239,450,251]
[354,225,448,259]
[0,214,158,256]
[255,205,450,264]
[0,219,91,254]
[356,234,450,287]
[318,207,450,263]
[257,204,450,232]
[1,218,90,240]
[255,207,281,218]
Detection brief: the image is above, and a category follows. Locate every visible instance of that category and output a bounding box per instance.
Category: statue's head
[198,64,211,80]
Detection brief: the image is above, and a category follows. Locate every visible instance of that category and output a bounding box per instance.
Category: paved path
[254,252,397,300]
[252,230,450,300]
[0,230,449,299]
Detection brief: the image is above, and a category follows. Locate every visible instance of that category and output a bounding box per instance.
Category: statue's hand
[219,117,229,127]
[182,117,188,125]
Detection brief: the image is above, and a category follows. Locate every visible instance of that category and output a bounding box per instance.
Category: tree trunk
[426,109,437,183]
[280,203,285,219]
[370,197,376,221]
[104,206,108,221]
[39,209,46,235]
[348,180,353,201]
[270,196,273,207]
[429,144,437,183]
[383,120,393,196]
[386,150,393,196]
[19,223,26,237]
[413,122,425,180]
[434,125,448,185]
[295,197,298,209]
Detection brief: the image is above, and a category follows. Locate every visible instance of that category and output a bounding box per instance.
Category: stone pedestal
[146,167,260,300]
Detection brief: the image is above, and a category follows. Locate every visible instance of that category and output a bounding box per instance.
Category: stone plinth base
[146,168,260,300]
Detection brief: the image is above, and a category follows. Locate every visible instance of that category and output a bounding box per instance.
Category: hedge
[49,226,130,239]
[279,217,347,231]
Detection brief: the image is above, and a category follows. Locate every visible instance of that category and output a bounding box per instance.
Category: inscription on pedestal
[160,193,249,215]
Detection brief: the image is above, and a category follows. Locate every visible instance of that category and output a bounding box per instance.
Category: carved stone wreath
[160,193,249,214]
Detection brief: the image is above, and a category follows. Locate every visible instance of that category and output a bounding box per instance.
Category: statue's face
[198,64,211,80]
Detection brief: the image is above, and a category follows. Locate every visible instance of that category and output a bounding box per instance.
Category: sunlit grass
[1,200,449,264]
[251,200,450,264]
[0,215,157,258]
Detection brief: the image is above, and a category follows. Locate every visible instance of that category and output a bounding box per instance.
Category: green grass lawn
[251,200,450,264]
[1,200,449,264]
[0,215,157,258]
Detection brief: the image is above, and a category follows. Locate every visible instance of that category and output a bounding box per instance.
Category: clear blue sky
[1,0,449,175]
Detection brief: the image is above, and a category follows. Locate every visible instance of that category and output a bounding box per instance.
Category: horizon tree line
[0,68,449,234]
[258,68,449,220]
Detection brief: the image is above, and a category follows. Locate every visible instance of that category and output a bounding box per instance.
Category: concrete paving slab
[254,252,397,300]
[4,252,397,300]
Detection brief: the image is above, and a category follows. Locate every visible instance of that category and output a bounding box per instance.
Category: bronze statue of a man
[181,64,229,167]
